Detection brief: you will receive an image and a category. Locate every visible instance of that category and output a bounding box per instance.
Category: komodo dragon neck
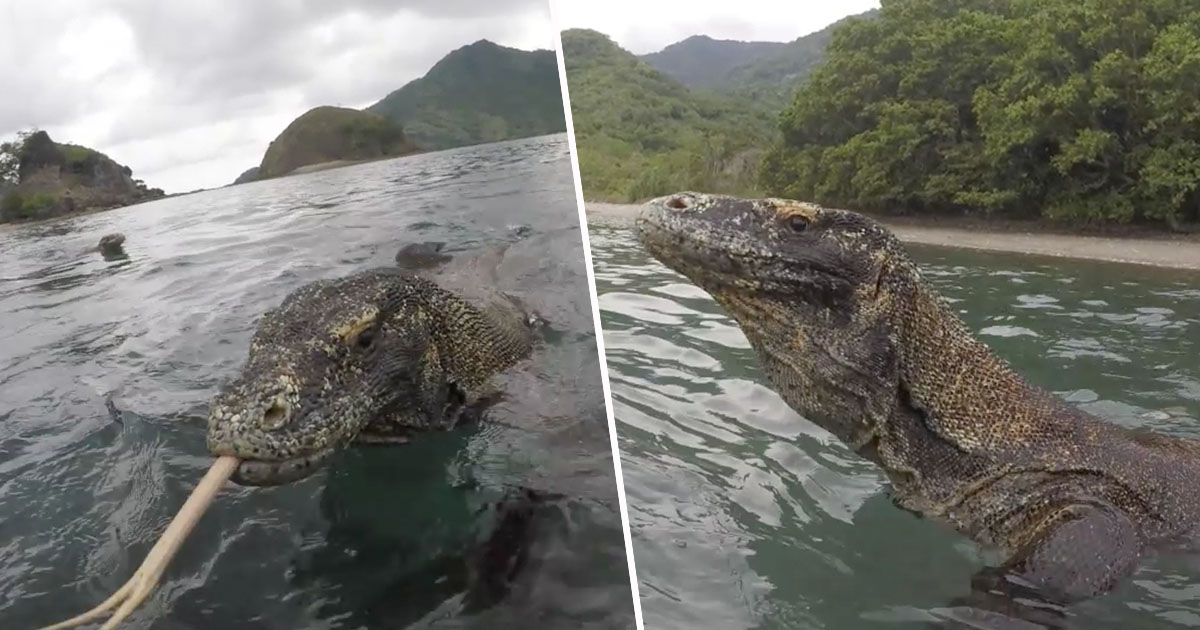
[888,278,1082,457]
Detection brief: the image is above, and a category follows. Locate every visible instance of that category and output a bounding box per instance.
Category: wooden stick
[39,456,239,630]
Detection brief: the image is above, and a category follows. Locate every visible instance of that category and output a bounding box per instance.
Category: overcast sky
[0,1,555,193]
[551,0,881,55]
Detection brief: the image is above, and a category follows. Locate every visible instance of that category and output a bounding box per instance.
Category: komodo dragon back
[396,239,541,341]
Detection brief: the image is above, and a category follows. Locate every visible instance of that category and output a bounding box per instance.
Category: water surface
[591,223,1200,630]
[0,134,633,629]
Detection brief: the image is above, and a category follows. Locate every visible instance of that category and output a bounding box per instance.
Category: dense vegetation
[257,106,417,179]
[368,40,566,150]
[763,0,1200,228]
[563,16,867,202]
[562,29,775,202]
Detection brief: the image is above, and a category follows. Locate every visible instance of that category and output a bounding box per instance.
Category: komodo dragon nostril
[261,398,290,430]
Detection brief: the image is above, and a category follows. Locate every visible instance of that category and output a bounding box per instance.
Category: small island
[254,106,420,180]
[0,131,165,224]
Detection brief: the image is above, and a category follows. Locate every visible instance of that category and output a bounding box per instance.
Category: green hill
[723,10,878,105]
[562,29,775,202]
[367,40,566,150]
[637,11,877,106]
[640,36,784,90]
[257,106,418,179]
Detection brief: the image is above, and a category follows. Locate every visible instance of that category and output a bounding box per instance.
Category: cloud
[0,0,554,193]
[552,0,881,55]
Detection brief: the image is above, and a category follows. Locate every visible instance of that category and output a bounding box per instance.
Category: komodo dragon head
[206,268,535,486]
[636,192,926,450]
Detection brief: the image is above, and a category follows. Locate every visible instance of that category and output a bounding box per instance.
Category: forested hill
[563,13,878,202]
[640,36,784,90]
[761,0,1200,228]
[561,28,775,202]
[367,40,566,150]
[639,10,878,105]
[256,107,417,179]
[721,10,878,105]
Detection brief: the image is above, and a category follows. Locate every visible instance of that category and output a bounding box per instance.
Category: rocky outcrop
[231,166,260,185]
[0,131,165,223]
[256,106,419,179]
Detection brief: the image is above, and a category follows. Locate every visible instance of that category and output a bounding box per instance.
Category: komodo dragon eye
[355,328,375,348]
[785,215,809,233]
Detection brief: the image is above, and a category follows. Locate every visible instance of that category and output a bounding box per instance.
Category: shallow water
[590,224,1200,630]
[0,134,634,629]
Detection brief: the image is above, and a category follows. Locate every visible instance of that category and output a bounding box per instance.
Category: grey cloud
[294,15,540,107]
[101,90,281,147]
[1,0,552,191]
[103,0,545,102]
[0,4,96,132]
[95,3,547,148]
[0,72,90,135]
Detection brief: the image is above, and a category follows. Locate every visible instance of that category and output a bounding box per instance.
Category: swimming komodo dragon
[637,192,1200,617]
[208,240,540,486]
[43,241,542,629]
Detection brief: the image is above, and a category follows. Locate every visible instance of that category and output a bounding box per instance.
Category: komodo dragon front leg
[935,503,1142,628]
[982,502,1142,601]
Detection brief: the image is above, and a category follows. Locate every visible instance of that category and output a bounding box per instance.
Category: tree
[0,129,36,187]
[762,0,1200,228]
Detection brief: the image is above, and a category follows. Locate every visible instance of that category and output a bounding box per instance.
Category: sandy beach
[288,159,367,175]
[585,201,1200,272]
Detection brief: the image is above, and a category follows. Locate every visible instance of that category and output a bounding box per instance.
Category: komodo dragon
[637,192,1200,618]
[208,240,540,486]
[44,241,543,629]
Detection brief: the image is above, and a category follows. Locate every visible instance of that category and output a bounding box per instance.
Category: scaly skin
[206,265,535,486]
[636,192,1200,607]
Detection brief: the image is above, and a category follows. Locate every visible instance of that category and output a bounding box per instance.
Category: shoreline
[0,157,402,233]
[286,159,369,175]
[585,202,1200,272]
[0,202,137,232]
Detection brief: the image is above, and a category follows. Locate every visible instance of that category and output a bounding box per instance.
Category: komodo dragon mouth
[41,265,537,630]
